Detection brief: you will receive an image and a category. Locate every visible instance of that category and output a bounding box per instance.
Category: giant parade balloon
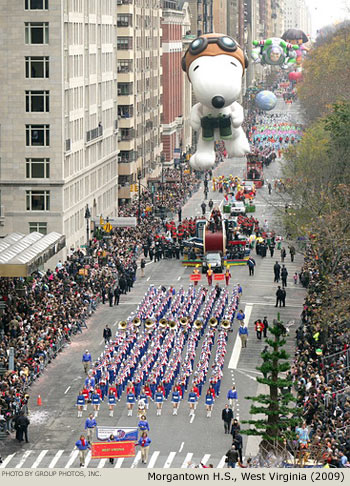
[255,90,277,111]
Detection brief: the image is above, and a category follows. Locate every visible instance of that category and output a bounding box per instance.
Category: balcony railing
[86,125,103,143]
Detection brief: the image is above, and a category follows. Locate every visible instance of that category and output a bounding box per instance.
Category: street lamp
[161,154,165,208]
[137,170,142,224]
[84,204,91,247]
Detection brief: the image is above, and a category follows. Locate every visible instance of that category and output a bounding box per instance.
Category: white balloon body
[188,54,250,170]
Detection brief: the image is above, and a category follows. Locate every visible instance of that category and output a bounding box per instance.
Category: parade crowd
[0,170,201,435]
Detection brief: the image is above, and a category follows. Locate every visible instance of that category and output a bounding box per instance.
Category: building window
[25,56,49,78]
[25,0,48,9]
[25,22,49,44]
[25,91,50,112]
[26,190,50,211]
[29,222,47,234]
[117,59,133,73]
[26,158,50,178]
[118,83,133,95]
[26,125,50,146]
[117,14,132,27]
[117,37,132,50]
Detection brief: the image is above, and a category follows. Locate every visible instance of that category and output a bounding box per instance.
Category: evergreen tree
[241,314,301,451]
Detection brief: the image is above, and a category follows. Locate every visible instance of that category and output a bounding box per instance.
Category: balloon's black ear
[181,54,187,72]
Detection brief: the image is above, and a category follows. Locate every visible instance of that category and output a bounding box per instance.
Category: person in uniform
[155,386,164,416]
[188,387,198,416]
[171,385,181,415]
[76,391,85,417]
[84,413,97,443]
[75,435,91,467]
[108,390,116,417]
[136,432,152,464]
[91,389,101,417]
[205,389,214,418]
[207,265,213,286]
[138,415,150,432]
[126,385,136,416]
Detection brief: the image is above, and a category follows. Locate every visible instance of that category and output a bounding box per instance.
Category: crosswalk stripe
[82,451,92,468]
[15,450,32,468]
[200,453,211,466]
[147,451,160,468]
[163,451,176,468]
[0,454,15,468]
[181,452,193,468]
[1,448,226,469]
[130,451,141,468]
[217,455,226,468]
[31,450,48,468]
[64,450,79,468]
[48,450,64,468]
[115,458,124,468]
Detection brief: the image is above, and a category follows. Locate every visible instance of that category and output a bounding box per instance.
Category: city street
[0,101,306,469]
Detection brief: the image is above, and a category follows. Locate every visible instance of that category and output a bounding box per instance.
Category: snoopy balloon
[182,34,250,170]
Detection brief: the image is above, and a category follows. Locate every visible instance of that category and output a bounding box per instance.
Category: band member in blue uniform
[76,391,85,417]
[171,386,181,415]
[205,389,215,418]
[155,386,164,416]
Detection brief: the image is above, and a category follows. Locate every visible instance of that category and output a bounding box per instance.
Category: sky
[306,0,350,35]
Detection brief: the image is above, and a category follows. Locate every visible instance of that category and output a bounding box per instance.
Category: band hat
[182,33,248,76]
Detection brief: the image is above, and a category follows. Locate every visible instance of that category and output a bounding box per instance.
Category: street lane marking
[115,458,124,468]
[99,339,104,345]
[228,304,253,369]
[64,386,71,394]
[15,450,32,468]
[163,451,176,468]
[97,459,107,468]
[130,451,141,468]
[190,413,195,423]
[147,277,150,281]
[31,450,48,468]
[64,450,79,468]
[48,450,64,468]
[236,369,257,381]
[177,276,181,280]
[181,453,193,468]
[0,453,15,468]
[201,454,211,466]
[82,451,92,468]
[179,442,184,453]
[147,451,160,468]
[240,301,301,308]
[217,455,227,468]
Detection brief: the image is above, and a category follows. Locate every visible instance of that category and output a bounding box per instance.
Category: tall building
[284,0,311,36]
[188,0,213,36]
[117,0,163,204]
[161,0,185,164]
[212,0,227,34]
[271,0,285,38]
[0,0,119,251]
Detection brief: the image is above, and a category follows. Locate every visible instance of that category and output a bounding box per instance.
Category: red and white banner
[214,274,225,281]
[91,441,136,459]
[190,274,201,281]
